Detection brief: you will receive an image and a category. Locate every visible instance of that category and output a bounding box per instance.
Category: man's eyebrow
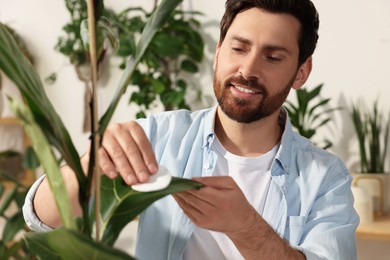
[231,35,253,45]
[231,35,292,55]
[263,44,291,55]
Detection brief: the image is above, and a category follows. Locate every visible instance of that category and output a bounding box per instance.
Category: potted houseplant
[51,0,118,132]
[350,99,390,217]
[284,83,340,149]
[0,0,202,258]
[111,2,205,118]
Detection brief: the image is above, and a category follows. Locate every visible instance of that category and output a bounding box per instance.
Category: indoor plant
[284,83,340,149]
[0,148,39,259]
[111,2,205,118]
[350,99,389,174]
[50,0,118,132]
[350,98,390,216]
[0,0,201,258]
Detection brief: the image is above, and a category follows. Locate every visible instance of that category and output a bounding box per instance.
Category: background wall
[1,0,389,169]
[0,0,389,258]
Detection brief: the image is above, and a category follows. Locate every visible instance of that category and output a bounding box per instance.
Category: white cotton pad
[131,165,172,192]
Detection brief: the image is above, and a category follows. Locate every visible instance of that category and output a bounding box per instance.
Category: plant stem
[87,0,101,242]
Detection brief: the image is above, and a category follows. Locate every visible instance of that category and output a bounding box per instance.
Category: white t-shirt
[183,138,279,260]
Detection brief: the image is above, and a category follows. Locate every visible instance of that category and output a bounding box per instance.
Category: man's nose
[238,53,262,80]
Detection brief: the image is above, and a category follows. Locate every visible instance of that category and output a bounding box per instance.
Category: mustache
[225,75,267,94]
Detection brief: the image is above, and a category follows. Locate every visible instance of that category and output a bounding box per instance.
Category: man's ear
[291,57,312,90]
[213,41,222,70]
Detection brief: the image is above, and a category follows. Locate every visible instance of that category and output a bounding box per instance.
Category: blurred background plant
[350,99,390,173]
[284,83,341,149]
[47,0,118,132]
[0,148,39,260]
[108,1,205,118]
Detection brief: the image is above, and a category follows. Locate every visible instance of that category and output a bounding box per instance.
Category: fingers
[192,176,236,189]
[127,121,158,174]
[99,121,158,185]
[173,193,205,226]
[98,148,118,179]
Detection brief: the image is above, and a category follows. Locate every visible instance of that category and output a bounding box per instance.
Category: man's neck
[214,107,283,157]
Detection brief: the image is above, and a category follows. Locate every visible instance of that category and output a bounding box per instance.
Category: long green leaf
[9,98,77,230]
[25,228,134,260]
[95,176,203,245]
[99,0,182,134]
[0,22,86,190]
[0,186,17,216]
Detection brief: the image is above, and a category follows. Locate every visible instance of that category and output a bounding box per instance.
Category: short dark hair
[220,0,319,65]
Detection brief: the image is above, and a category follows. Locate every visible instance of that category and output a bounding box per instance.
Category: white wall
[1,0,389,167]
[1,0,390,257]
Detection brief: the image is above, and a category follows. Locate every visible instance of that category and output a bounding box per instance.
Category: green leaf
[93,176,202,245]
[45,72,57,84]
[152,33,184,57]
[0,170,23,186]
[23,146,40,170]
[25,228,135,260]
[100,0,183,134]
[8,98,77,230]
[2,211,25,243]
[0,185,4,198]
[181,59,198,73]
[0,239,24,259]
[284,84,338,149]
[151,78,166,94]
[0,186,17,216]
[0,22,86,195]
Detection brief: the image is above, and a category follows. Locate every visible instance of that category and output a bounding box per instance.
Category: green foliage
[96,176,202,245]
[49,0,118,85]
[112,6,205,118]
[56,0,89,65]
[350,99,390,173]
[55,0,117,66]
[99,0,186,133]
[10,98,78,230]
[284,84,340,149]
[25,228,134,260]
[0,150,39,259]
[0,0,203,258]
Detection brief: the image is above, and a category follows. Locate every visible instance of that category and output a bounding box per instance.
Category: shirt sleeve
[22,174,54,232]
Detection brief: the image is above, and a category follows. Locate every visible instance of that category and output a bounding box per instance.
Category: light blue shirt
[23,107,359,260]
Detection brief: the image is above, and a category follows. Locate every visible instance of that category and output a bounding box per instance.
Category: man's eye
[266,56,282,62]
[232,47,244,53]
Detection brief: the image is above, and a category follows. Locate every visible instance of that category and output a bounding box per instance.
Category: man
[24,0,359,259]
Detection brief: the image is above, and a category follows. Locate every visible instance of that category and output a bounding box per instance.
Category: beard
[213,66,295,124]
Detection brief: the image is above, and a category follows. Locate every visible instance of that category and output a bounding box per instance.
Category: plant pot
[351,185,373,223]
[352,173,390,217]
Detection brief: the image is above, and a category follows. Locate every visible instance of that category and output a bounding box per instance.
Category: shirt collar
[201,106,295,175]
[202,106,218,149]
[274,107,295,175]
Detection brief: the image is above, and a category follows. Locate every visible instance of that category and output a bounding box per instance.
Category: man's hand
[173,176,257,234]
[173,176,306,260]
[83,121,158,185]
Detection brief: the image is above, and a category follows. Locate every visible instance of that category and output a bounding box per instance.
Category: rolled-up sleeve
[22,175,54,232]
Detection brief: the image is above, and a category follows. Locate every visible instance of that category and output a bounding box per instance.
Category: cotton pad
[131,165,172,192]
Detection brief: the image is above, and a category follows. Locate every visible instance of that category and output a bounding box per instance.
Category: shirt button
[204,162,211,169]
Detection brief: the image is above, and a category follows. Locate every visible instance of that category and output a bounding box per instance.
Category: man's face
[214,8,306,123]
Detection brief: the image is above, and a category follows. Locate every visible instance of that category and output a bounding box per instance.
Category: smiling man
[24,0,359,259]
